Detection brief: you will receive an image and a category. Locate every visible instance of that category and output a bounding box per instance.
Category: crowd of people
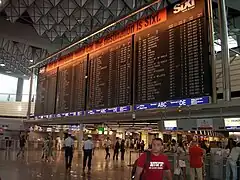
[14,133,240,180]
[133,137,240,180]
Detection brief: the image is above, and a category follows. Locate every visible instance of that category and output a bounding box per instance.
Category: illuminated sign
[224,118,240,129]
[164,120,177,130]
[135,96,210,110]
[173,0,195,14]
[45,9,167,72]
[87,105,131,115]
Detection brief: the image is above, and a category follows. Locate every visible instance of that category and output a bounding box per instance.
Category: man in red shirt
[134,138,172,180]
[189,140,204,180]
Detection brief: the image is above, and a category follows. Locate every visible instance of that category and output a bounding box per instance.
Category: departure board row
[88,38,132,109]
[35,69,57,115]
[35,0,211,116]
[56,58,87,113]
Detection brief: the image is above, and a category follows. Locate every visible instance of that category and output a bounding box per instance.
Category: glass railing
[0,93,36,102]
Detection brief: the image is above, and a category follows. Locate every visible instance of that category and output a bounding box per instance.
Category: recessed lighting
[29,59,34,62]
[0,63,5,67]
[236,54,239,57]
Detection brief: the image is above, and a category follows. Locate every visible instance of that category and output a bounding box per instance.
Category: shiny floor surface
[0,150,136,180]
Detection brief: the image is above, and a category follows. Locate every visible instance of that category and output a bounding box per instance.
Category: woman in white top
[176,141,187,180]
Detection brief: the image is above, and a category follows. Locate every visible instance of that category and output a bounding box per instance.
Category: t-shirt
[83,140,94,150]
[189,145,203,168]
[137,153,171,180]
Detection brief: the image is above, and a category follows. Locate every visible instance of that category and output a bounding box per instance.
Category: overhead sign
[173,0,196,14]
[224,118,240,130]
[135,96,210,110]
[197,119,213,130]
[164,120,177,130]
[87,105,131,115]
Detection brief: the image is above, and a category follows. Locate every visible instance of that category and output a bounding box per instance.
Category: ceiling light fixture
[0,63,5,67]
[29,59,34,62]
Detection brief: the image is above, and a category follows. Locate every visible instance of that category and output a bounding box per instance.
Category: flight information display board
[56,57,87,113]
[87,37,132,110]
[35,67,57,115]
[135,0,211,104]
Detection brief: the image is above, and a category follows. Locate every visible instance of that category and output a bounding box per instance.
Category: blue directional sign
[87,105,131,115]
[134,96,210,110]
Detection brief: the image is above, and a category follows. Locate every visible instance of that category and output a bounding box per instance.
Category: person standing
[17,135,26,158]
[56,136,62,151]
[134,138,172,180]
[83,135,94,173]
[104,137,111,160]
[120,139,125,160]
[64,133,74,170]
[176,141,187,180]
[113,137,120,160]
[140,140,145,152]
[189,140,204,180]
[226,139,240,180]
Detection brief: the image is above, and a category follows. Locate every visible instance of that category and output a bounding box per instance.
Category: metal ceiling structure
[0,0,175,77]
[0,0,240,78]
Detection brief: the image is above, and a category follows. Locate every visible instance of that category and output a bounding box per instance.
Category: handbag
[174,167,181,175]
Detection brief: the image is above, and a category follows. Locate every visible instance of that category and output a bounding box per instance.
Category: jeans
[226,159,237,180]
[105,147,110,159]
[113,149,119,160]
[65,147,73,169]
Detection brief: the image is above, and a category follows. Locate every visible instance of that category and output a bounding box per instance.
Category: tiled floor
[0,149,139,180]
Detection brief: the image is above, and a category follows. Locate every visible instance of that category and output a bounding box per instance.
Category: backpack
[131,151,151,179]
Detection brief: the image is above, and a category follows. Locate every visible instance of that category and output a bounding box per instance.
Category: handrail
[0,93,36,102]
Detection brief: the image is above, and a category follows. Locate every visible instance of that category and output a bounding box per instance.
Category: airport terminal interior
[1,0,240,179]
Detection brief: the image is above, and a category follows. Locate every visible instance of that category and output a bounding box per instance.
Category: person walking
[42,137,49,161]
[189,140,204,180]
[64,133,74,171]
[113,137,120,160]
[17,135,26,158]
[83,135,94,173]
[226,139,240,180]
[48,135,54,162]
[56,136,62,151]
[133,138,172,180]
[120,139,125,160]
[104,137,111,160]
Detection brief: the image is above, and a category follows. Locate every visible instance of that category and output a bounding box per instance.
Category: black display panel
[135,0,211,104]
[56,57,87,113]
[35,67,57,115]
[72,59,87,111]
[87,37,132,109]
[56,66,73,113]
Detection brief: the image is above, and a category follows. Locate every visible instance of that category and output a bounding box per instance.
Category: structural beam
[0,17,61,53]
[218,0,231,101]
